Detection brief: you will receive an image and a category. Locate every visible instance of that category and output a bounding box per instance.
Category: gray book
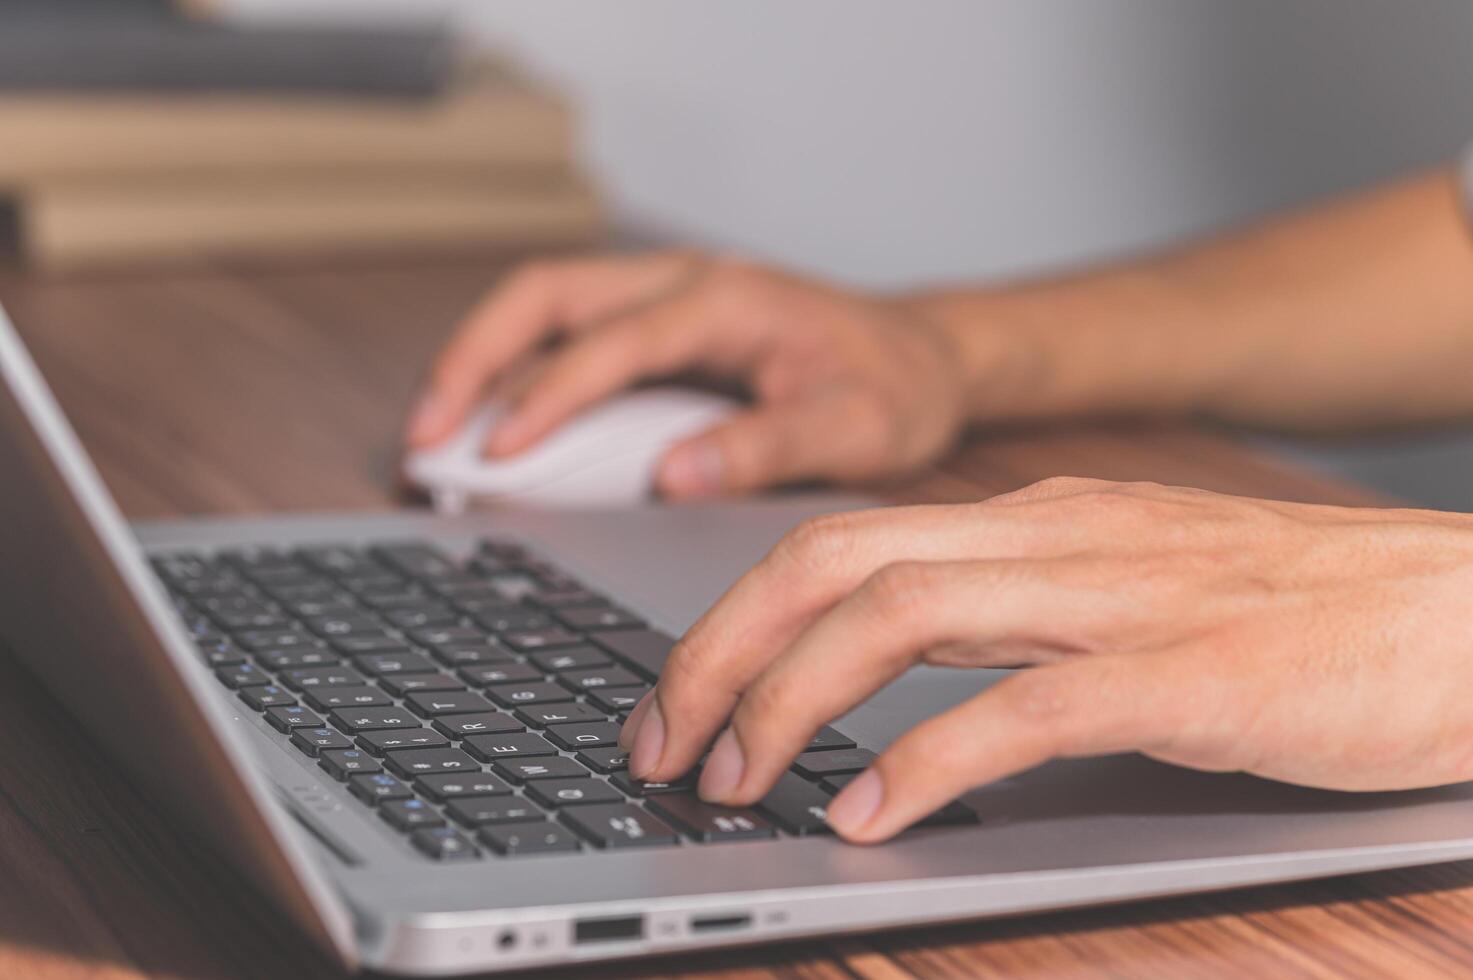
[0,22,457,99]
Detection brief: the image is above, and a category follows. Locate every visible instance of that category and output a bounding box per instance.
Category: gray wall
[226,1,1473,506]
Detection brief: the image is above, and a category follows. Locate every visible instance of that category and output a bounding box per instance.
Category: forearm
[907,168,1473,432]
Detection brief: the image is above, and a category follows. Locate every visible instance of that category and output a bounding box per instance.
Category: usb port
[690,913,752,934]
[574,915,644,944]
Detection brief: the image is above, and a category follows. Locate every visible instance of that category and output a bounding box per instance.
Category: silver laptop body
[5,300,1473,975]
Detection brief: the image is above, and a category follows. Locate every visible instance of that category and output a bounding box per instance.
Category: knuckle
[774,511,865,575]
[735,675,793,729]
[658,634,714,696]
[993,669,1076,735]
[861,561,937,620]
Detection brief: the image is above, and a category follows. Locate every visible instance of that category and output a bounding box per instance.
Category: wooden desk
[0,254,1465,980]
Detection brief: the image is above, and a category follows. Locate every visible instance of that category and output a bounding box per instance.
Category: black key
[524,778,624,809]
[328,707,418,733]
[459,663,543,687]
[577,747,630,774]
[431,712,524,739]
[411,826,480,861]
[405,691,496,718]
[236,629,318,651]
[380,798,445,831]
[475,570,541,601]
[371,543,461,579]
[215,663,268,689]
[379,672,465,697]
[410,626,490,649]
[755,772,833,836]
[282,598,357,619]
[561,804,679,849]
[265,580,341,602]
[343,574,413,597]
[476,539,527,561]
[588,629,675,683]
[306,615,388,638]
[384,605,459,630]
[585,687,649,715]
[554,606,645,632]
[356,728,451,756]
[432,580,504,601]
[349,772,413,805]
[490,757,589,783]
[646,794,776,842]
[544,722,621,752]
[297,545,381,577]
[319,748,382,780]
[280,665,367,691]
[819,774,859,794]
[385,747,480,779]
[414,772,512,802]
[556,666,643,692]
[807,726,857,752]
[528,646,611,673]
[239,685,296,710]
[791,749,876,780]
[429,645,516,669]
[291,727,354,757]
[305,685,392,711]
[484,682,573,708]
[152,552,213,581]
[478,822,581,856]
[514,703,608,728]
[462,732,557,762]
[358,590,432,611]
[469,608,550,634]
[501,628,583,652]
[524,588,606,610]
[198,640,247,668]
[447,797,546,828]
[330,635,410,656]
[211,608,290,632]
[265,704,322,732]
[610,773,696,797]
[355,651,440,676]
[256,647,341,670]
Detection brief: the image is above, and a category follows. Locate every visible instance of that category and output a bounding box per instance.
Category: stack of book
[0,11,600,268]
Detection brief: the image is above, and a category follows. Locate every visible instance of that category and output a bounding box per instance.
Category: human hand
[405,253,968,498]
[617,477,1473,842]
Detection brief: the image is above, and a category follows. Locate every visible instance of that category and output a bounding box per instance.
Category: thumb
[656,399,862,499]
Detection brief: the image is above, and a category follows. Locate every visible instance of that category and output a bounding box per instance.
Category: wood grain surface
[0,252,1466,980]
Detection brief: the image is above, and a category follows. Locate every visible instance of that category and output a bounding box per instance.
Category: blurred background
[6,0,1473,507]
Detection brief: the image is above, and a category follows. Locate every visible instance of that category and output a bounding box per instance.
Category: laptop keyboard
[152,538,975,860]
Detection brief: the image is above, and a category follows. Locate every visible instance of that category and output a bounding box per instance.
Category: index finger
[406,252,696,447]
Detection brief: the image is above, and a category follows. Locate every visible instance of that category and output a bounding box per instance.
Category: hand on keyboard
[621,477,1473,843]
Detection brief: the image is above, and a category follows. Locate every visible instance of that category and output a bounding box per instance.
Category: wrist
[896,264,1249,427]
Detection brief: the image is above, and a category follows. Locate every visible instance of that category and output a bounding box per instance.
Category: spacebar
[587,629,676,683]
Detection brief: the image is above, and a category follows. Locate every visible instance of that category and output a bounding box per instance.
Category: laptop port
[573,915,644,944]
[690,913,752,934]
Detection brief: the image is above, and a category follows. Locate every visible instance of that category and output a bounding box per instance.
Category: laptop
[5,299,1473,976]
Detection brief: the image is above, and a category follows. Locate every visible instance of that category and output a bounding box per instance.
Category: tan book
[0,61,573,187]
[22,171,601,268]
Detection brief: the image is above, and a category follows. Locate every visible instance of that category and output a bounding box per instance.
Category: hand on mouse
[617,477,1473,842]
[405,253,972,499]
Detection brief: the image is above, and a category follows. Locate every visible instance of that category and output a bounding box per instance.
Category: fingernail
[618,691,655,750]
[628,698,666,778]
[485,413,533,456]
[660,441,725,497]
[697,728,745,802]
[406,394,449,444]
[825,768,884,835]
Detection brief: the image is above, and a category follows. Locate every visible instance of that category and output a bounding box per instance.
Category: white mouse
[403,386,740,512]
